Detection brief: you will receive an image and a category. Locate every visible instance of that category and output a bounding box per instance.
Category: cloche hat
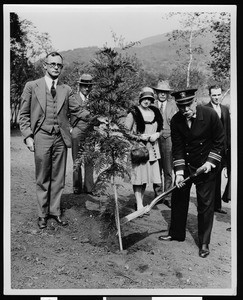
[139,87,155,103]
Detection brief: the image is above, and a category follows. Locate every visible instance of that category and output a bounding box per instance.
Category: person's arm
[124,112,149,141]
[205,109,224,171]
[148,132,161,142]
[170,115,187,188]
[19,82,35,151]
[124,112,135,132]
[68,89,93,121]
[225,106,231,160]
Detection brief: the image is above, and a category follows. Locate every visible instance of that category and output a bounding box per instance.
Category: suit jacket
[205,101,231,163]
[70,92,91,132]
[19,77,90,148]
[171,105,224,173]
[154,99,178,138]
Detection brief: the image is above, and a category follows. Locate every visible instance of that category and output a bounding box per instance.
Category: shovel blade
[120,166,207,226]
[120,205,149,225]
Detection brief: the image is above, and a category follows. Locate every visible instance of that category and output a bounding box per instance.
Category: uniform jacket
[154,99,178,138]
[171,105,224,173]
[205,101,231,162]
[19,77,90,148]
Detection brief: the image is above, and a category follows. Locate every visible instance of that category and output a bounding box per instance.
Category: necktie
[187,117,194,128]
[215,105,221,118]
[51,81,56,98]
[160,102,164,113]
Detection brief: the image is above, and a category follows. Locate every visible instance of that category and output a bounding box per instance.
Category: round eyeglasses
[46,62,63,69]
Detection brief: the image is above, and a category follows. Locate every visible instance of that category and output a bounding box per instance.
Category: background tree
[163,12,219,89]
[10,12,33,128]
[169,65,206,98]
[60,60,92,91]
[10,12,54,128]
[208,12,230,97]
[20,19,55,62]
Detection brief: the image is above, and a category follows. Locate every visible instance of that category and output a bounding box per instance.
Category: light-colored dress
[125,107,162,185]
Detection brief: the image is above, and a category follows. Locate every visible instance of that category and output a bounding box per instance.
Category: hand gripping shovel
[121,165,207,225]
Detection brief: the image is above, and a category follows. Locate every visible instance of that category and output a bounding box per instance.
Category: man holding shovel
[158,89,224,258]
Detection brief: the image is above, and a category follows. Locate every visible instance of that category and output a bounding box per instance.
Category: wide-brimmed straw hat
[153,80,173,92]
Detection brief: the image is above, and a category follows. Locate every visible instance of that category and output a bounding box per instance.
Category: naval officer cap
[171,88,198,106]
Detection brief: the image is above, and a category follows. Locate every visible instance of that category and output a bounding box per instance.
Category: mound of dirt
[9,129,233,293]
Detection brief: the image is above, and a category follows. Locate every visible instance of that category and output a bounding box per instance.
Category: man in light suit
[205,84,231,214]
[19,52,92,229]
[153,81,178,207]
[70,74,95,194]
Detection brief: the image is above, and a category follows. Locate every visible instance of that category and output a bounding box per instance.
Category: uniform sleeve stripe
[208,152,221,162]
[173,159,185,167]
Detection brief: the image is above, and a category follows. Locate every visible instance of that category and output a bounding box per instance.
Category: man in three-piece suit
[70,74,95,195]
[158,89,224,258]
[153,81,178,208]
[205,85,231,214]
[19,52,92,229]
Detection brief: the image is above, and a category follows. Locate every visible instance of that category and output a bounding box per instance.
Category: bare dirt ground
[9,129,233,294]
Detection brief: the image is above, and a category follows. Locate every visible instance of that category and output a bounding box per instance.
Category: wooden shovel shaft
[121,166,206,225]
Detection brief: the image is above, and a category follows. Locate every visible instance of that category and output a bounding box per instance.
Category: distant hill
[60,29,216,77]
[130,29,215,75]
[61,46,99,65]
[136,32,169,47]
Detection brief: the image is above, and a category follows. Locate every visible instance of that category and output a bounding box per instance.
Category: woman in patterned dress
[125,87,163,211]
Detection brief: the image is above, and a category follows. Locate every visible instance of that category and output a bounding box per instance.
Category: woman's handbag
[130,141,149,164]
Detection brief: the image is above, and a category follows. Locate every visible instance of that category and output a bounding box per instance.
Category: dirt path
[9,129,233,294]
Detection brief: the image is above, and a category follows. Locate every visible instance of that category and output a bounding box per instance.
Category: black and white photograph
[3,4,237,296]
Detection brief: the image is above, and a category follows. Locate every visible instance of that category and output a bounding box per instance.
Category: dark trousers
[71,126,94,193]
[214,164,223,210]
[222,171,231,202]
[158,136,173,201]
[169,178,216,246]
[34,129,67,217]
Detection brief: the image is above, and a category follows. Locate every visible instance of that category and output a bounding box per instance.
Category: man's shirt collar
[45,75,58,90]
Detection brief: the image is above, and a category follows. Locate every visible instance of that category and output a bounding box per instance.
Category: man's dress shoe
[83,188,94,195]
[50,215,68,226]
[158,235,173,241]
[199,244,210,258]
[199,249,210,258]
[215,208,227,214]
[73,189,82,195]
[86,191,95,195]
[158,234,185,242]
[38,217,47,229]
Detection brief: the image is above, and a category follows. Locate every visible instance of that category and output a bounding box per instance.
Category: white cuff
[176,170,184,176]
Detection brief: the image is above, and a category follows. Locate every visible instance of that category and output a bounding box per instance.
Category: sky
[4,4,234,52]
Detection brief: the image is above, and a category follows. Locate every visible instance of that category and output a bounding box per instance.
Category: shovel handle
[190,165,207,178]
[148,165,207,211]
[120,165,207,225]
